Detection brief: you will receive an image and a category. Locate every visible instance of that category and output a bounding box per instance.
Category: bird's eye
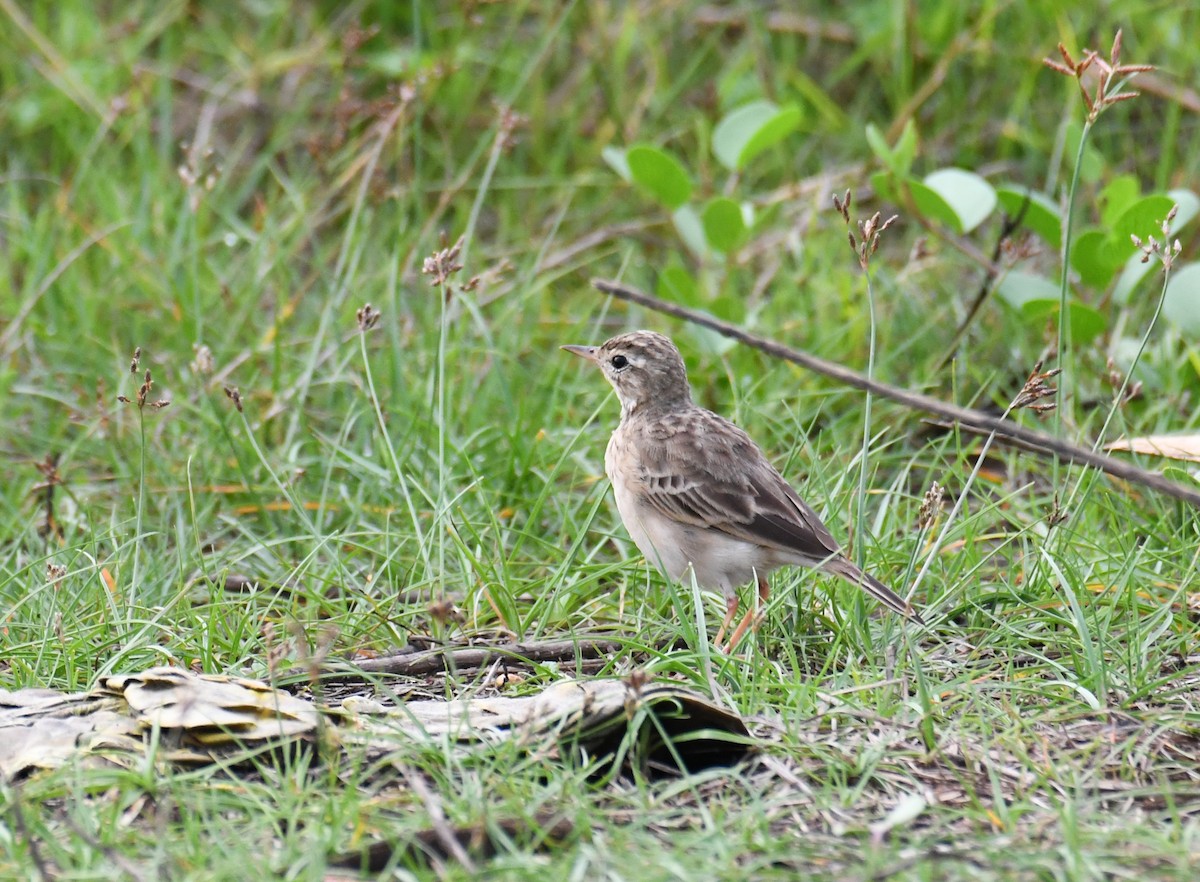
[611,354,629,370]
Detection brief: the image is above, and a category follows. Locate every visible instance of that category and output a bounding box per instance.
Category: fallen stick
[592,278,1200,509]
[343,638,625,677]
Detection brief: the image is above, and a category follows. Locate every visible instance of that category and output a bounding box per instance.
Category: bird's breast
[604,423,772,593]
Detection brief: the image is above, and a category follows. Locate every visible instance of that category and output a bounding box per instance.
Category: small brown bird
[563,330,923,652]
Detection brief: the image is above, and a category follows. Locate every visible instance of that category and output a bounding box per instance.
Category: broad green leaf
[907,177,964,233]
[710,294,747,324]
[1163,262,1200,335]
[627,144,692,209]
[1100,174,1140,229]
[997,270,1060,309]
[671,204,708,257]
[1166,188,1200,233]
[739,201,756,230]
[870,170,898,205]
[733,102,802,168]
[1069,301,1109,345]
[1113,194,1177,245]
[995,186,1061,249]
[1070,229,1117,288]
[923,168,996,234]
[712,100,801,170]
[601,146,630,181]
[1021,298,1107,343]
[657,260,700,306]
[701,197,747,253]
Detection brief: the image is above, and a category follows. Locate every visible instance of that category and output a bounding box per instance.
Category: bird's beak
[560,344,598,362]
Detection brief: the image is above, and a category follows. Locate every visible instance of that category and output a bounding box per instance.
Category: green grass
[4,1,1200,879]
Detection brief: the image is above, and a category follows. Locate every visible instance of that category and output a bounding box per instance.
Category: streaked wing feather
[741,470,841,559]
[636,410,840,560]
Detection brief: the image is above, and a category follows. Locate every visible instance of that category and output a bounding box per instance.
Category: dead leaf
[1106,434,1200,463]
[3,667,752,780]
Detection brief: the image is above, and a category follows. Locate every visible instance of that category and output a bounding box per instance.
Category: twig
[591,278,1200,508]
[319,638,626,678]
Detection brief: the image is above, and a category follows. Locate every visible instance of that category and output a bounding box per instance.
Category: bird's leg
[723,574,770,655]
[713,593,739,650]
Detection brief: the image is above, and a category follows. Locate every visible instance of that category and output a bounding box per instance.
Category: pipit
[564,330,924,652]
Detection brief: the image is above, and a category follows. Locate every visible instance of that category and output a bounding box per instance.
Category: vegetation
[3,1,1199,878]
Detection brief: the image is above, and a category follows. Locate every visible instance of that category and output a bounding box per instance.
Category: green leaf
[1021,298,1107,344]
[865,123,893,169]
[1113,194,1177,246]
[1163,262,1200,335]
[712,100,801,171]
[996,270,1109,343]
[995,186,1061,250]
[671,205,708,257]
[1070,229,1117,289]
[710,294,746,324]
[1100,174,1140,229]
[656,257,741,356]
[626,144,692,209]
[997,270,1060,309]
[1066,301,1108,343]
[701,197,747,253]
[906,177,964,233]
[601,146,630,182]
[739,201,756,230]
[870,170,898,205]
[923,168,996,234]
[892,120,917,179]
[657,259,700,306]
[865,120,915,178]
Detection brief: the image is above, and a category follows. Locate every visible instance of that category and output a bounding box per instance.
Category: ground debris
[2,665,751,780]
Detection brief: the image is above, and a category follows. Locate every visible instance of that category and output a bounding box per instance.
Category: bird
[563,330,923,652]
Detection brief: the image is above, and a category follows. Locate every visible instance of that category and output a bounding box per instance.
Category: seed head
[422,235,465,287]
[917,482,945,530]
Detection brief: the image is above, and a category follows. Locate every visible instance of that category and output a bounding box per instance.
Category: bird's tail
[824,557,925,625]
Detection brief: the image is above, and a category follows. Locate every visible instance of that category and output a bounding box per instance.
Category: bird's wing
[633,409,841,562]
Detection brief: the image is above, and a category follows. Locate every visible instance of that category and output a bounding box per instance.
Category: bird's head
[562,330,692,417]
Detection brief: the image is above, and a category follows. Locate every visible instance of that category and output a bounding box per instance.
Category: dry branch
[346,638,626,677]
[591,278,1200,509]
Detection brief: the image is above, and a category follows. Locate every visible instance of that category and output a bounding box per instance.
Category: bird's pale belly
[610,475,773,594]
